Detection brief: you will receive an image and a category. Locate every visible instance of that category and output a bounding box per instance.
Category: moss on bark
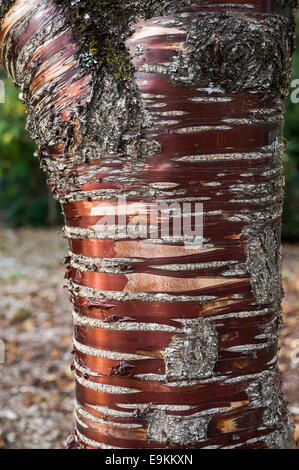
[52,0,196,76]
[0,0,15,22]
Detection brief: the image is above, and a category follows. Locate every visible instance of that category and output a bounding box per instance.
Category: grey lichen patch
[171,13,292,95]
[164,318,218,381]
[146,410,210,445]
[246,370,289,429]
[243,223,283,305]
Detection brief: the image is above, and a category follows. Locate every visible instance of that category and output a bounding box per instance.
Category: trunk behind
[0,0,296,449]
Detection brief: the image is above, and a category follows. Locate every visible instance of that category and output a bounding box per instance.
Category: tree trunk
[0,0,296,449]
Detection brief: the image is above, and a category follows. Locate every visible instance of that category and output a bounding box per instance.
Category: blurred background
[0,15,299,449]
[0,72,62,227]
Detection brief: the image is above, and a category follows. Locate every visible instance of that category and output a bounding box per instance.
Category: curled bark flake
[66,433,85,449]
[83,299,117,310]
[111,360,136,376]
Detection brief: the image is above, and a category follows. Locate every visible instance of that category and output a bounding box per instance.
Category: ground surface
[0,228,298,449]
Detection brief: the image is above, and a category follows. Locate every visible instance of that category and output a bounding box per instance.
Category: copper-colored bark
[0,0,296,449]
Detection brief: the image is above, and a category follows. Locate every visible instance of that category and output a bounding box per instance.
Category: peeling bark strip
[0,0,296,449]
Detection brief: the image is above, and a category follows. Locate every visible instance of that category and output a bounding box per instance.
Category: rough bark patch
[244,223,283,305]
[146,410,210,444]
[172,13,291,94]
[246,370,288,428]
[164,318,218,381]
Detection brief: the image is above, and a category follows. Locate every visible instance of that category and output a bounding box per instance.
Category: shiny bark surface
[0,0,296,448]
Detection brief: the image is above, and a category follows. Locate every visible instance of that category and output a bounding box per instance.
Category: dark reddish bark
[0,0,296,448]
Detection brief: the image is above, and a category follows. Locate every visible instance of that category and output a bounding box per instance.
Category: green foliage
[0,72,61,226]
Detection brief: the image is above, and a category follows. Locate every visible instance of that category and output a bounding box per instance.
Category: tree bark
[0,0,296,449]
